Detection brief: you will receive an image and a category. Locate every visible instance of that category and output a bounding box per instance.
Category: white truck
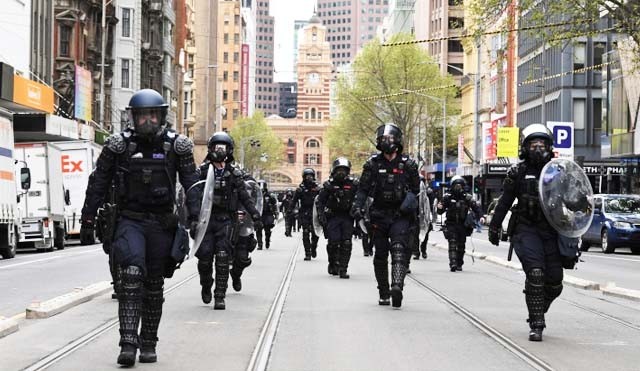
[55,141,102,240]
[14,142,68,250]
[0,114,25,259]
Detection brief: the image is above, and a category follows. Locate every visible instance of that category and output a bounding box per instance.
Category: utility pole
[472,38,481,199]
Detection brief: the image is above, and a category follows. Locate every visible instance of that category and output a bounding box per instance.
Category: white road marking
[0,248,102,270]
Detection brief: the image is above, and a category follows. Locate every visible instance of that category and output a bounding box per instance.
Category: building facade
[292,20,309,80]
[31,0,55,86]
[316,0,390,67]
[255,0,277,116]
[218,0,243,131]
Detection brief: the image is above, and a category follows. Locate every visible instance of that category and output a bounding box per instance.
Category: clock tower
[296,13,332,121]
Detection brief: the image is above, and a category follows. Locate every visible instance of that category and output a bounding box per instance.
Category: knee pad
[215,250,229,267]
[525,268,544,295]
[121,266,144,287]
[390,242,405,263]
[544,282,563,300]
[342,240,352,250]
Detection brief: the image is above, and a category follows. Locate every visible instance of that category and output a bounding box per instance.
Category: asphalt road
[1,224,639,371]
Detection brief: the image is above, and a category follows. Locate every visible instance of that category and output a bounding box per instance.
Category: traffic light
[474,176,483,194]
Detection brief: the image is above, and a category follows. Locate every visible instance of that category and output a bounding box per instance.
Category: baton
[507,242,514,261]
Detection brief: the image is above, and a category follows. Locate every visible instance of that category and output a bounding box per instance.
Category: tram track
[407,274,556,371]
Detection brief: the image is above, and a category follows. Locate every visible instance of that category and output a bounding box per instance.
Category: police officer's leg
[302,224,312,260]
[195,222,216,305]
[372,227,391,305]
[213,222,233,309]
[456,227,467,270]
[311,230,319,258]
[265,226,272,249]
[410,226,420,260]
[513,224,547,341]
[138,221,173,363]
[444,224,458,271]
[338,216,354,279]
[362,232,371,256]
[256,224,264,249]
[231,235,254,292]
[111,218,146,366]
[326,217,341,275]
[542,233,563,314]
[389,217,410,308]
[420,225,431,259]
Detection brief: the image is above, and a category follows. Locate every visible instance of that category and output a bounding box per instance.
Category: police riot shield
[358,196,373,235]
[539,158,594,238]
[312,195,324,237]
[418,182,432,239]
[238,179,262,237]
[189,165,215,257]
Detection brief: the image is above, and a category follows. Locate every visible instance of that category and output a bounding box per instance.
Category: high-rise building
[218,0,243,131]
[278,82,297,118]
[292,20,308,80]
[241,0,257,117]
[378,0,416,40]
[255,0,277,116]
[316,0,390,67]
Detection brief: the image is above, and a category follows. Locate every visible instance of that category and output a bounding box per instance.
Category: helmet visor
[129,107,163,135]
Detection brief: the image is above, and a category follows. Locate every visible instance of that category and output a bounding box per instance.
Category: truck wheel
[54,224,66,250]
[0,226,17,259]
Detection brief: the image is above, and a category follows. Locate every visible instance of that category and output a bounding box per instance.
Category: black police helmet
[302,168,316,179]
[331,157,351,175]
[375,123,403,153]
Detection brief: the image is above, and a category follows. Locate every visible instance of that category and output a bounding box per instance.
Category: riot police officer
[437,176,482,272]
[80,89,200,366]
[317,157,358,278]
[488,124,563,342]
[230,174,261,292]
[194,132,262,310]
[353,123,420,308]
[256,180,278,250]
[293,168,321,260]
[281,188,296,237]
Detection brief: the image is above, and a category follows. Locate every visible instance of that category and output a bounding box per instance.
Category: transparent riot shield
[418,182,432,240]
[539,158,595,238]
[358,196,373,235]
[189,165,215,257]
[237,179,261,237]
[312,195,324,237]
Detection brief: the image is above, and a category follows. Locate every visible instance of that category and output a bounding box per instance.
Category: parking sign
[547,121,574,160]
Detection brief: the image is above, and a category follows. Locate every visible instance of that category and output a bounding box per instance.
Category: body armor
[511,163,546,225]
[199,163,244,214]
[323,177,358,214]
[367,154,415,210]
[443,193,473,224]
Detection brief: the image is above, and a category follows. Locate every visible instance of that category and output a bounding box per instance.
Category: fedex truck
[55,141,102,239]
[14,142,67,250]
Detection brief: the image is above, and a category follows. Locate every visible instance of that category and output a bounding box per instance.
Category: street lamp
[400,89,447,187]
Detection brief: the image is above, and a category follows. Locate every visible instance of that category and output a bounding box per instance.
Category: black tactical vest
[298,182,320,209]
[515,163,545,223]
[369,155,411,209]
[444,192,472,224]
[324,178,357,213]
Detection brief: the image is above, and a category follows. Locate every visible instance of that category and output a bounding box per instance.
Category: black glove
[318,215,327,228]
[351,207,363,220]
[488,225,500,246]
[189,220,199,240]
[252,214,263,230]
[80,218,96,246]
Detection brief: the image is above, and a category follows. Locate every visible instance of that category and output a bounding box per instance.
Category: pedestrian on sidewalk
[194,132,262,311]
[352,123,420,308]
[80,89,200,366]
[316,157,358,278]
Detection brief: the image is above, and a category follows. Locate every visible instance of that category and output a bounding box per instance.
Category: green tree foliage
[331,33,460,172]
[469,0,640,54]
[229,111,283,176]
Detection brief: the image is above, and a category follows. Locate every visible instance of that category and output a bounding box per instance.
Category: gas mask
[333,169,348,182]
[527,140,551,165]
[131,108,163,138]
[379,135,398,154]
[303,175,314,184]
[452,184,464,195]
[209,143,228,162]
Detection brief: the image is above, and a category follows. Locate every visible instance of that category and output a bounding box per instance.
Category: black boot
[525,268,546,342]
[139,276,163,363]
[257,241,263,250]
[338,241,352,279]
[117,266,143,366]
[374,259,390,305]
[231,270,242,292]
[214,251,230,310]
[448,240,458,272]
[198,260,214,304]
[528,325,544,342]
[420,240,428,259]
[118,344,138,367]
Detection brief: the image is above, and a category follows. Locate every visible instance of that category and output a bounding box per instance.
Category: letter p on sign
[553,126,572,149]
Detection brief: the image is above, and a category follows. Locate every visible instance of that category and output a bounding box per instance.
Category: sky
[270,0,316,82]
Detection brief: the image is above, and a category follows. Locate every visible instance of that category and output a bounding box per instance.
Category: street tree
[331,33,460,172]
[229,111,284,177]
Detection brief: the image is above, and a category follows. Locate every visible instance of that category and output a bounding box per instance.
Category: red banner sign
[240,44,249,116]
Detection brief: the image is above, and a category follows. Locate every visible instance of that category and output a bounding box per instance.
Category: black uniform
[317,176,358,277]
[230,173,260,292]
[437,189,481,271]
[293,180,321,259]
[489,124,569,342]
[281,191,296,237]
[256,190,278,249]
[195,162,260,309]
[81,128,199,361]
[354,153,420,307]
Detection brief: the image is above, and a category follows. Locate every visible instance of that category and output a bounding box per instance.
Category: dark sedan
[580,194,640,254]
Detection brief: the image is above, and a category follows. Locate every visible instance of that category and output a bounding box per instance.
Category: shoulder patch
[105,133,126,154]
[174,134,194,155]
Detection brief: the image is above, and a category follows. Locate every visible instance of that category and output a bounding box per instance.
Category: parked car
[580,194,640,254]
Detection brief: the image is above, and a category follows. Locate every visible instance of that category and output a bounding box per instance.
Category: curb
[563,275,600,290]
[26,281,112,319]
[483,255,523,271]
[0,317,19,339]
[601,284,640,302]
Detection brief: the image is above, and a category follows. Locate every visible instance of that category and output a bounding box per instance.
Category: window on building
[59,25,71,57]
[574,43,586,70]
[233,109,239,119]
[183,92,189,120]
[233,90,239,101]
[233,71,239,82]
[573,98,586,130]
[234,33,240,45]
[306,139,320,148]
[234,52,239,63]
[305,153,320,165]
[122,8,132,37]
[447,40,463,52]
[223,71,229,81]
[223,90,228,100]
[448,17,463,29]
[224,52,229,63]
[593,98,602,130]
[287,153,295,164]
[224,33,229,44]
[594,42,606,66]
[121,59,130,88]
